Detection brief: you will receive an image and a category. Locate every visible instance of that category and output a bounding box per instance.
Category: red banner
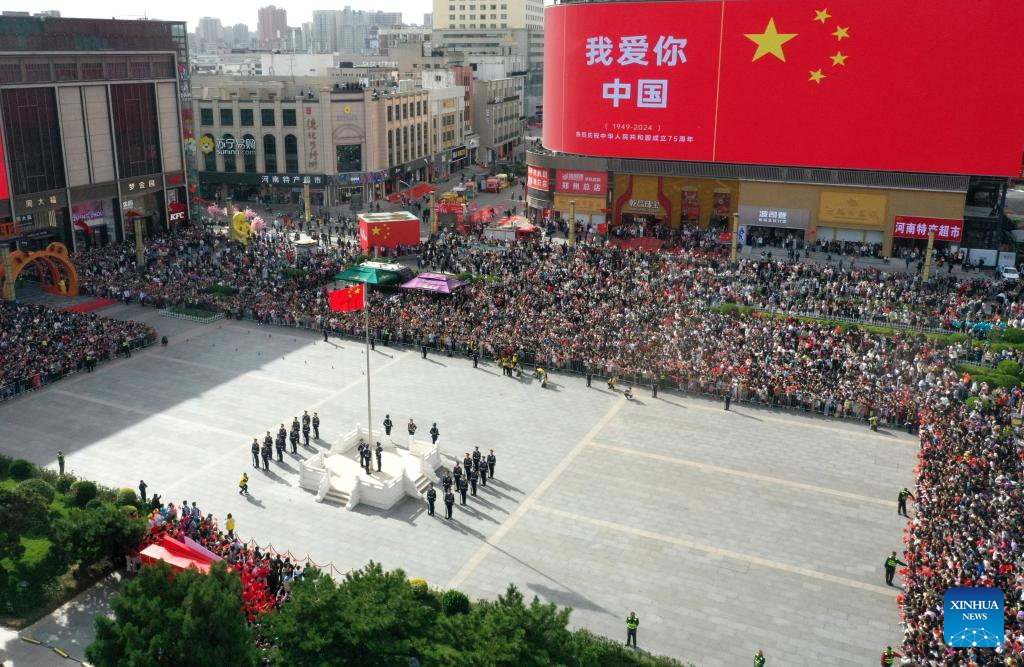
[555,170,608,195]
[892,216,964,242]
[527,166,550,192]
[543,0,1024,177]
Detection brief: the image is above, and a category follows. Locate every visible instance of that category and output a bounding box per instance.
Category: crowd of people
[140,498,304,623]
[13,224,1017,661]
[0,302,154,400]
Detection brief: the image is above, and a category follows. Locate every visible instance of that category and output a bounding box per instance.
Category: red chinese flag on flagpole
[328,284,365,312]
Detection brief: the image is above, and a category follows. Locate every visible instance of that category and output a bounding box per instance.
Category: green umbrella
[333,266,401,285]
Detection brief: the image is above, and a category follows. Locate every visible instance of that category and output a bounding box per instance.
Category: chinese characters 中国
[587,34,687,109]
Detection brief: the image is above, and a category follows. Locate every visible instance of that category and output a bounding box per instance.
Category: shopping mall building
[532,0,1024,261]
[0,16,192,252]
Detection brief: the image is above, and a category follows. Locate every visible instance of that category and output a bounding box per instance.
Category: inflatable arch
[0,242,80,299]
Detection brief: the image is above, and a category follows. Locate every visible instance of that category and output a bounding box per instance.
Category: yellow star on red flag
[745,18,798,62]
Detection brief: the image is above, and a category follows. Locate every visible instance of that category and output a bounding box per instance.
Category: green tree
[87,561,257,667]
[53,502,146,572]
[262,562,436,666]
[0,485,51,566]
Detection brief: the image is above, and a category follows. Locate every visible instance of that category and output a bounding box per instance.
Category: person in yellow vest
[238,473,249,496]
[625,611,639,647]
[225,513,236,538]
[881,646,902,666]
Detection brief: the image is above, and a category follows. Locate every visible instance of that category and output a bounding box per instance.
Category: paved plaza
[0,304,917,665]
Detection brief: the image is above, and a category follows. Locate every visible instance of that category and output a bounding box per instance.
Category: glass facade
[1,87,66,195]
[111,83,162,178]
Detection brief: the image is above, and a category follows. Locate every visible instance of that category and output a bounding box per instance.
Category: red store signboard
[527,166,550,192]
[892,215,963,242]
[555,170,608,195]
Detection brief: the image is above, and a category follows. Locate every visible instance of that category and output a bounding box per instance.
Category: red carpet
[386,183,436,203]
[64,298,117,313]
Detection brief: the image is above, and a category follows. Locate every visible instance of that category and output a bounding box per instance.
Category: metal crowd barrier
[0,334,156,404]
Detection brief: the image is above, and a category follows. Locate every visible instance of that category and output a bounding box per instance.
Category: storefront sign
[738,205,810,229]
[216,137,256,156]
[121,177,162,196]
[17,192,66,213]
[819,192,887,225]
[555,170,607,195]
[0,222,20,238]
[527,166,551,192]
[628,199,661,210]
[893,215,963,242]
[451,146,468,161]
[305,111,319,171]
[258,174,327,186]
[554,194,605,215]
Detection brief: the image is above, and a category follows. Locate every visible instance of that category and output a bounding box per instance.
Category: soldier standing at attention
[302,418,311,447]
[444,488,455,519]
[289,424,299,454]
[375,442,383,472]
[463,452,473,473]
[478,459,488,487]
[487,449,497,478]
[884,551,906,586]
[472,446,482,469]
[312,412,320,439]
[469,466,479,496]
[262,432,273,470]
[57,450,65,475]
[251,438,260,468]
[275,428,286,462]
[383,414,393,436]
[426,484,437,516]
[457,476,468,505]
[897,487,914,517]
[626,612,639,647]
[453,463,463,489]
[442,472,452,496]
[430,423,440,444]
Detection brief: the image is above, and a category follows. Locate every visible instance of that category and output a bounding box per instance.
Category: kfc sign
[555,170,607,196]
[543,0,1024,177]
[527,166,551,192]
[893,215,963,242]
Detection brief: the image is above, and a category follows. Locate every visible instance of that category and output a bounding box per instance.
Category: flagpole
[364,283,372,452]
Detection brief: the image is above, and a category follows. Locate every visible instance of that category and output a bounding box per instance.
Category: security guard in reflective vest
[753,649,765,667]
[884,551,906,586]
[625,612,639,647]
[897,488,914,517]
[881,646,902,665]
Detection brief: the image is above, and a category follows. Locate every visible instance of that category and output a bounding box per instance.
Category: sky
[13,0,435,31]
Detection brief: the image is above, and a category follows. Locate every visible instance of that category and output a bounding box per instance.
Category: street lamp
[568,200,576,248]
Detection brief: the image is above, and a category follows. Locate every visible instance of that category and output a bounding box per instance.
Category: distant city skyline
[5,0,433,32]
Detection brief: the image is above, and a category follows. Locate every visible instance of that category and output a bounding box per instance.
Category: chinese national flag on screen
[714,0,1024,175]
[328,284,365,312]
[358,218,421,252]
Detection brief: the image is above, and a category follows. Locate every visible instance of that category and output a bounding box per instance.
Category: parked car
[996,265,1020,281]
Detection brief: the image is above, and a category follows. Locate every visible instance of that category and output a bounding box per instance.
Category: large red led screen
[0,129,8,201]
[543,0,1024,177]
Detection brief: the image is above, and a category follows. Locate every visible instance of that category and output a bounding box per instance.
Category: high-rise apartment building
[432,0,543,122]
[196,17,224,50]
[312,8,403,54]
[257,6,288,46]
